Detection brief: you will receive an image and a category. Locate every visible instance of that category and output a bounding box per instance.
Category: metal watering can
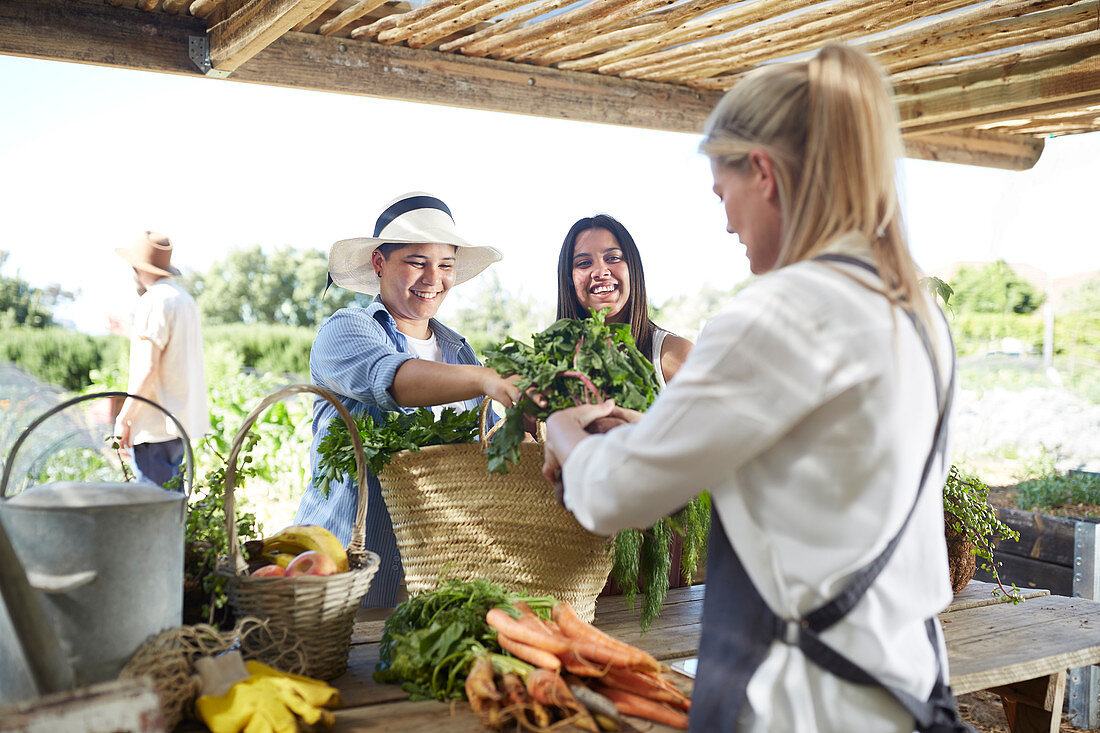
[0,392,193,706]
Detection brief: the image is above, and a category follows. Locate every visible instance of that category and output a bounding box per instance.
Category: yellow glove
[195,654,341,733]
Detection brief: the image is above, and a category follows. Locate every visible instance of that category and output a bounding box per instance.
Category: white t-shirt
[120,279,210,445]
[404,330,466,418]
[563,234,954,732]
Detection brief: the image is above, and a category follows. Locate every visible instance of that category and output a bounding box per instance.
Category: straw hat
[327,192,502,296]
[115,231,181,277]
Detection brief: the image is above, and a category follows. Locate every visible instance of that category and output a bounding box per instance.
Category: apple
[251,564,286,578]
[285,550,338,577]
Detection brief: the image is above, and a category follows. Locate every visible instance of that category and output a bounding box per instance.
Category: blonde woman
[542,45,964,732]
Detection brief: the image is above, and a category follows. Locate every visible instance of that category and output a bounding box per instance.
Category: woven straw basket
[378,399,612,621]
[221,384,380,680]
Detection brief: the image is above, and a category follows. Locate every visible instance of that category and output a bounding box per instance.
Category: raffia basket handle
[223,384,368,576]
[479,396,546,445]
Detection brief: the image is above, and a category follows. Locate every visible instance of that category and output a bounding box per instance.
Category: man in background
[113,231,209,487]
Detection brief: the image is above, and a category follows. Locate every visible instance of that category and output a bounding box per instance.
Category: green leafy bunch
[313,407,481,495]
[168,435,264,625]
[375,578,555,700]
[613,493,711,631]
[942,465,1022,603]
[483,309,660,474]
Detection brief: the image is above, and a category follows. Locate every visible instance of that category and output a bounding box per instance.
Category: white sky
[1,54,1098,333]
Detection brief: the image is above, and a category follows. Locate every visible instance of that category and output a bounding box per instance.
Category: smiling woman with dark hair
[556,214,692,386]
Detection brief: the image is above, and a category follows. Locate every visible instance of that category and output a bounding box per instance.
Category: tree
[1062,274,1100,314]
[444,272,549,357]
[184,245,357,327]
[0,251,75,328]
[649,279,755,341]
[948,260,1045,315]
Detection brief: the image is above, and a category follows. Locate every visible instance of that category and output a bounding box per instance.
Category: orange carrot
[553,602,660,673]
[487,608,570,655]
[602,667,691,711]
[497,632,562,671]
[596,686,690,729]
[526,668,572,707]
[500,672,550,728]
[465,656,502,713]
[560,649,610,678]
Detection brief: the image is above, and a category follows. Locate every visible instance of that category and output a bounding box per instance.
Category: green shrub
[0,328,127,391]
[1015,471,1100,516]
[203,324,313,377]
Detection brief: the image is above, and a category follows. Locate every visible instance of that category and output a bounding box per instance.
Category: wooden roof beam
[902,129,1045,170]
[209,0,334,73]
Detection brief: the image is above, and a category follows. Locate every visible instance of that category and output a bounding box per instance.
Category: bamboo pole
[466,0,647,59]
[351,0,457,40]
[379,0,488,44]
[891,32,1100,85]
[437,9,535,51]
[880,4,1098,72]
[403,0,538,49]
[560,0,822,73]
[691,14,1099,90]
[510,0,680,64]
[292,0,340,31]
[529,0,731,67]
[616,0,977,81]
[449,0,586,55]
[162,0,191,13]
[190,0,225,19]
[319,0,391,35]
[862,0,1085,58]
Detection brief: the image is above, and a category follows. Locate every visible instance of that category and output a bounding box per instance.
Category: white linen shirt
[122,279,210,445]
[563,238,955,732]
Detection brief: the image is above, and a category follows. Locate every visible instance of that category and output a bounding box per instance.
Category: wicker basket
[378,399,612,621]
[221,384,380,680]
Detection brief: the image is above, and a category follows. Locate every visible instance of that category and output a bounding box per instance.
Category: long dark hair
[556,214,657,358]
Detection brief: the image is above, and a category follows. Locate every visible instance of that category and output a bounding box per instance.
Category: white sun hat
[327,192,503,296]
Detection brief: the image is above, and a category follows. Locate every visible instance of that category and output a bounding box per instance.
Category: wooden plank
[230,30,723,133]
[903,129,1045,171]
[209,0,333,72]
[902,91,1100,135]
[0,0,206,75]
[941,596,1100,694]
[995,673,1066,733]
[973,553,1074,596]
[0,677,164,733]
[994,507,1079,567]
[948,579,1050,611]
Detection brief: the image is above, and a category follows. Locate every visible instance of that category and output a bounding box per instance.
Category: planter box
[973,505,1100,728]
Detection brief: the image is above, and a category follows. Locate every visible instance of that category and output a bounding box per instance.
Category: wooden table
[326,581,1100,732]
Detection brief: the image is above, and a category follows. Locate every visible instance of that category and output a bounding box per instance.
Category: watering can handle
[0,391,195,499]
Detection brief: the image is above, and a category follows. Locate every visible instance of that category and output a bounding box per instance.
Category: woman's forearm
[390,359,515,407]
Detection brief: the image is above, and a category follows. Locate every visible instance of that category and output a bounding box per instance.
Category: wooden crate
[0,677,165,733]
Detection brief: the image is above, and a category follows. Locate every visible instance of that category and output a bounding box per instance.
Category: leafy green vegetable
[483,309,660,475]
[374,578,556,700]
[943,465,1022,603]
[313,407,480,496]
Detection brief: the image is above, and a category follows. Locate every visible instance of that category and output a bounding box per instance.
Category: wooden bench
[318,579,1100,731]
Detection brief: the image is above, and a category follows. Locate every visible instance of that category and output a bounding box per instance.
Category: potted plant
[942,465,1021,601]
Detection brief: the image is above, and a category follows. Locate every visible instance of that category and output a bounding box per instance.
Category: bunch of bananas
[260,524,348,574]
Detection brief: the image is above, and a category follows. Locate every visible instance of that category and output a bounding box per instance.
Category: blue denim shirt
[295,300,489,606]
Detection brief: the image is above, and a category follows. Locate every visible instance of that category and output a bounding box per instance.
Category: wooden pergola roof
[2,0,1098,170]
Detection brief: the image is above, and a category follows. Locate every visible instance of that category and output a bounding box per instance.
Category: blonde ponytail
[702,44,931,329]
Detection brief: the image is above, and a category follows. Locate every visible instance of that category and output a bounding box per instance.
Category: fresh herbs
[943,465,1022,603]
[613,494,711,631]
[374,578,556,701]
[168,435,263,626]
[483,309,659,475]
[313,407,480,495]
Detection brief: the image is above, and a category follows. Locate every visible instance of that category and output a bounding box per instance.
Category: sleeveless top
[651,327,670,387]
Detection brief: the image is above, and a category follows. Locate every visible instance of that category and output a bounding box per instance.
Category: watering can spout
[0,516,74,696]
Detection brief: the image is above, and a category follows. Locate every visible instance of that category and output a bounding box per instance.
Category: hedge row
[948,312,1100,358]
[0,325,314,391]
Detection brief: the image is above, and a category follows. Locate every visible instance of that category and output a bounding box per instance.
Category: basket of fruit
[221,384,380,680]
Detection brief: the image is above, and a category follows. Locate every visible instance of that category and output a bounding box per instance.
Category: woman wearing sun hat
[296,192,521,608]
